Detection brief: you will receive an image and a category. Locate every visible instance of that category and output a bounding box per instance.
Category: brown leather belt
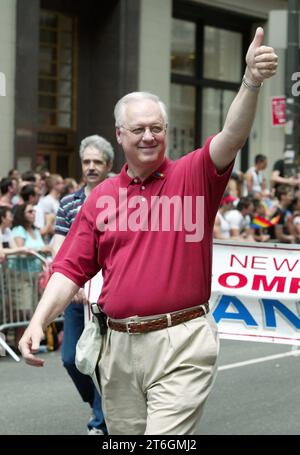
[107,303,209,334]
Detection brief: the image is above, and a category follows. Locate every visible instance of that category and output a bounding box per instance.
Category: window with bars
[38,10,77,129]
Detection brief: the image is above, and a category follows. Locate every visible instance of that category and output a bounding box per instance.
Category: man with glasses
[19,27,278,435]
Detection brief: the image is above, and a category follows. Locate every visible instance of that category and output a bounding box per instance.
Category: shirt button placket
[141,184,146,202]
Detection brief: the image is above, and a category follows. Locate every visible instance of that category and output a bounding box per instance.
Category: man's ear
[116,127,122,144]
[107,161,113,173]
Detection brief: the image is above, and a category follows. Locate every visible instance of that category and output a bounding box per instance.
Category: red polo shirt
[53,136,233,318]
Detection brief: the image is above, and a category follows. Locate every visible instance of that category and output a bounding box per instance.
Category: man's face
[54,177,65,195]
[10,179,18,196]
[82,146,112,185]
[35,174,42,190]
[116,99,167,171]
[259,159,267,170]
[11,170,21,180]
[279,191,293,207]
[30,188,40,205]
[245,203,254,215]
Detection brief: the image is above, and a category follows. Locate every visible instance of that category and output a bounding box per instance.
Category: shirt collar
[119,158,170,188]
[74,186,86,202]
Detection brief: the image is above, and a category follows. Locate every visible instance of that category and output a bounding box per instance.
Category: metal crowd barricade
[0,251,56,361]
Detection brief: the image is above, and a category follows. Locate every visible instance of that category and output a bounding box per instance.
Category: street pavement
[199,340,300,435]
[1,339,300,435]
[0,349,89,435]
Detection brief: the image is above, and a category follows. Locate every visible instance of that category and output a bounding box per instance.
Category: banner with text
[211,241,300,345]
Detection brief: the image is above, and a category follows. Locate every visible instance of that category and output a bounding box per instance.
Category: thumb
[251,27,264,49]
[31,330,44,352]
[31,336,41,352]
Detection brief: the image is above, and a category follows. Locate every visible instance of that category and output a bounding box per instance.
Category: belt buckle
[126,318,143,335]
[126,318,139,335]
[126,322,133,335]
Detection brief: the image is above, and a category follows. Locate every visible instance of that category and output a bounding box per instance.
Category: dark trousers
[61,302,107,432]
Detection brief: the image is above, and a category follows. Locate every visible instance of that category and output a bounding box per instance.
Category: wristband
[242,75,263,92]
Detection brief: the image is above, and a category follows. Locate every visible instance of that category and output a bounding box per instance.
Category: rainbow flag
[251,216,273,229]
[270,214,281,225]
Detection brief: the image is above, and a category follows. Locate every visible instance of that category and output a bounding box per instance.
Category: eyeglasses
[120,124,167,137]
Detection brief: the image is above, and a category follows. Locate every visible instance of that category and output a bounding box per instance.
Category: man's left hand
[245,27,278,84]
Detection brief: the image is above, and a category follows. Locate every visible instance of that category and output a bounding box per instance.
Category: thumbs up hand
[245,27,278,84]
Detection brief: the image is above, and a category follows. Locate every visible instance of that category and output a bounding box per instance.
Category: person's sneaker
[87,428,105,435]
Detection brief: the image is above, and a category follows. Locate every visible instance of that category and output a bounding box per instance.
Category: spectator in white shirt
[243,154,267,197]
[35,174,64,239]
[225,197,255,241]
[214,194,237,240]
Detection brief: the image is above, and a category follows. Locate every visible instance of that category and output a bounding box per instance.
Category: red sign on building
[271,96,286,126]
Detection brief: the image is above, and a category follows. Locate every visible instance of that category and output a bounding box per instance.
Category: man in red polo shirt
[19,27,278,435]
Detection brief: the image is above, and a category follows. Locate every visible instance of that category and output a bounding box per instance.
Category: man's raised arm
[210,27,278,171]
[18,272,79,367]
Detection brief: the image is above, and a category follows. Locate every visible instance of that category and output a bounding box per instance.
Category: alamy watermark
[0,72,6,96]
[291,72,300,97]
[95,189,204,242]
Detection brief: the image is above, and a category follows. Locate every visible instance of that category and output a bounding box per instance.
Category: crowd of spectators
[214,154,300,243]
[0,170,79,263]
[0,170,86,347]
[1,153,300,264]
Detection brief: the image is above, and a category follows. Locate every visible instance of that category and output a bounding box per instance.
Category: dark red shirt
[53,136,233,318]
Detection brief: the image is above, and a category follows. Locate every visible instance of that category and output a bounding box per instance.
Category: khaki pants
[98,312,219,435]
[10,271,37,313]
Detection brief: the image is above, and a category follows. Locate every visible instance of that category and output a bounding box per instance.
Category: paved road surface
[1,340,300,435]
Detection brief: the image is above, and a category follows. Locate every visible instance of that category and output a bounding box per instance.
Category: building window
[171,19,196,77]
[38,10,77,130]
[170,84,195,159]
[203,26,242,83]
[170,9,252,160]
[202,88,236,139]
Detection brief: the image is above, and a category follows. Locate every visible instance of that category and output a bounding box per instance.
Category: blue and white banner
[84,240,300,345]
[211,241,300,345]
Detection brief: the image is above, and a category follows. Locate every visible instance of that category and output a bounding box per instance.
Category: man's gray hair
[79,135,114,163]
[114,92,168,127]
